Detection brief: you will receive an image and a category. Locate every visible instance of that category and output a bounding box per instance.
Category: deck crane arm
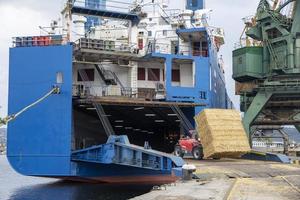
[0,86,60,127]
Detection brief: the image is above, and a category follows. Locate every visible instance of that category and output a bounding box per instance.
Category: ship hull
[52,175,178,184]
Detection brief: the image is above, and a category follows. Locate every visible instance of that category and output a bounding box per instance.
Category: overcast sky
[0,0,260,118]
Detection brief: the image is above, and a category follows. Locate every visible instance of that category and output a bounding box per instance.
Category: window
[199,91,207,100]
[201,41,208,57]
[56,72,63,84]
[163,30,167,36]
[138,39,144,50]
[138,68,146,80]
[148,68,160,81]
[149,18,152,21]
[148,31,152,37]
[192,0,198,7]
[77,69,95,82]
[172,69,180,82]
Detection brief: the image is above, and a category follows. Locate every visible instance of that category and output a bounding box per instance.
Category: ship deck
[74,97,206,107]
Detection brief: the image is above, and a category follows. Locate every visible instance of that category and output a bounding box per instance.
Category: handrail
[71,0,131,12]
[12,35,65,48]
[72,84,157,99]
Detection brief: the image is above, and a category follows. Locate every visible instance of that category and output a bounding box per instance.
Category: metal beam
[243,91,273,137]
[253,120,300,125]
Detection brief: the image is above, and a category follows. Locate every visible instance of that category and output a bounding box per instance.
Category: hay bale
[194,109,251,159]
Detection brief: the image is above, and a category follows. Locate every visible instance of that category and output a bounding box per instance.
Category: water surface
[0,156,152,200]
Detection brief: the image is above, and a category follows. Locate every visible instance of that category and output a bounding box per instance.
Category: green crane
[232,0,300,143]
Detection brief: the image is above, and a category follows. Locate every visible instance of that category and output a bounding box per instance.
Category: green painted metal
[293,113,300,132]
[296,36,300,68]
[292,0,300,34]
[245,0,299,74]
[232,47,264,82]
[233,0,300,139]
[243,92,272,137]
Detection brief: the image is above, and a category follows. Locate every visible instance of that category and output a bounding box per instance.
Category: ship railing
[179,49,209,57]
[12,35,65,48]
[165,9,182,18]
[149,42,209,57]
[207,26,225,38]
[73,84,158,100]
[75,38,141,55]
[234,38,262,49]
[71,0,132,13]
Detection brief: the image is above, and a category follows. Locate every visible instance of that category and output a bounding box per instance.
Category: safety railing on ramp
[71,135,185,171]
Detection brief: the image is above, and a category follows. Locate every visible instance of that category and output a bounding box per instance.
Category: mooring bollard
[182,164,196,181]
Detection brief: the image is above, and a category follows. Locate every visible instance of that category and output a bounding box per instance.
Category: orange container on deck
[32,37,39,46]
[44,36,50,46]
[38,37,45,46]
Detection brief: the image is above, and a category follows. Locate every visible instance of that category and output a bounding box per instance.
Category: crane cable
[0,86,60,127]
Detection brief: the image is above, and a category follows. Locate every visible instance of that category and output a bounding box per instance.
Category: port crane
[233,0,300,145]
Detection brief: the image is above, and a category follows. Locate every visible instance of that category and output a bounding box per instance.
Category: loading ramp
[71,135,185,171]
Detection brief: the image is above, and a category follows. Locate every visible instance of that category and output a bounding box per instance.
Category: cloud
[206,0,260,108]
[0,0,63,15]
[0,0,262,117]
[0,1,62,118]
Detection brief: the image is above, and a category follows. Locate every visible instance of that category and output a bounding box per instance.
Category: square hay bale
[194,109,251,159]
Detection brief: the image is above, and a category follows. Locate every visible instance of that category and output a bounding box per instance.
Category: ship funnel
[84,0,106,31]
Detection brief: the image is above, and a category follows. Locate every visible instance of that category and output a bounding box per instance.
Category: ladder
[265,39,280,69]
[94,103,115,137]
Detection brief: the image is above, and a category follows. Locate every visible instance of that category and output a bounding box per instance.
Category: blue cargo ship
[7,0,233,184]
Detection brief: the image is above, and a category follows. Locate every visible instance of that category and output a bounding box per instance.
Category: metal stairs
[94,64,126,93]
[71,135,185,171]
[170,105,196,136]
[157,4,172,25]
[94,64,117,85]
[78,68,90,82]
[78,68,95,97]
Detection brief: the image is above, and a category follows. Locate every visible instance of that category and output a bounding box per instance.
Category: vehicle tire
[174,145,184,158]
[192,146,204,160]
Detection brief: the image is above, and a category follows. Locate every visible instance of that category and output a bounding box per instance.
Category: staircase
[78,68,90,82]
[78,68,94,97]
[157,4,172,25]
[94,64,117,85]
[170,105,196,136]
[94,64,126,94]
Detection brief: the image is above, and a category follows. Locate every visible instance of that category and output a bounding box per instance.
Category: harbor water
[0,156,152,200]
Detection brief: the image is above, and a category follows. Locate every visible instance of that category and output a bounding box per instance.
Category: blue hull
[7,32,232,182]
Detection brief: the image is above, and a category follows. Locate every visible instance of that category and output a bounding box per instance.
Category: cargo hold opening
[72,103,185,153]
